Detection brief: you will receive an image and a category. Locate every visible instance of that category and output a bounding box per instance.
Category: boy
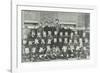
[45,45,52,60]
[62,45,68,59]
[24,47,30,62]
[75,45,81,59]
[31,46,37,61]
[48,31,52,37]
[38,46,45,60]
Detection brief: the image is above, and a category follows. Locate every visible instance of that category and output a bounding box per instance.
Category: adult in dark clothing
[43,26,49,35]
[58,27,65,36]
[55,19,60,32]
[50,26,56,36]
[65,27,73,36]
[78,30,83,38]
[73,30,79,41]
[43,26,52,35]
[82,31,90,43]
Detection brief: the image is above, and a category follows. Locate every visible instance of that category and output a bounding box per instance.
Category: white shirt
[39,47,44,53]
[41,39,45,44]
[25,48,29,54]
[32,47,36,53]
[34,38,39,44]
[62,46,67,52]
[48,39,52,44]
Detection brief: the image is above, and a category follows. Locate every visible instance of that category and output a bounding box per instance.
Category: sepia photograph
[21,10,90,62]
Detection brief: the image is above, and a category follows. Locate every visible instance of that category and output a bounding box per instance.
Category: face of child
[48,31,51,35]
[62,46,66,49]
[76,46,80,50]
[65,38,67,41]
[23,34,28,39]
[23,40,27,45]
[32,47,36,53]
[69,40,72,43]
[83,32,86,37]
[64,27,67,29]
[71,32,74,36]
[47,46,51,50]
[43,31,46,36]
[64,38,68,43]
[74,40,77,43]
[59,38,62,42]
[65,32,68,36]
[83,47,86,50]
[25,48,29,54]
[85,38,88,43]
[54,31,57,35]
[32,31,35,35]
[75,31,78,35]
[54,38,57,42]
[60,32,63,36]
[29,41,33,45]
[79,38,82,43]
[32,32,35,37]
[70,45,74,49]
[47,46,50,48]
[37,32,41,36]
[45,22,48,26]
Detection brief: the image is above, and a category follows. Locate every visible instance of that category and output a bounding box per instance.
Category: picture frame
[11,0,97,73]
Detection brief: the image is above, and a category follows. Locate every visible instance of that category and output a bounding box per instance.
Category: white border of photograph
[11,1,97,73]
